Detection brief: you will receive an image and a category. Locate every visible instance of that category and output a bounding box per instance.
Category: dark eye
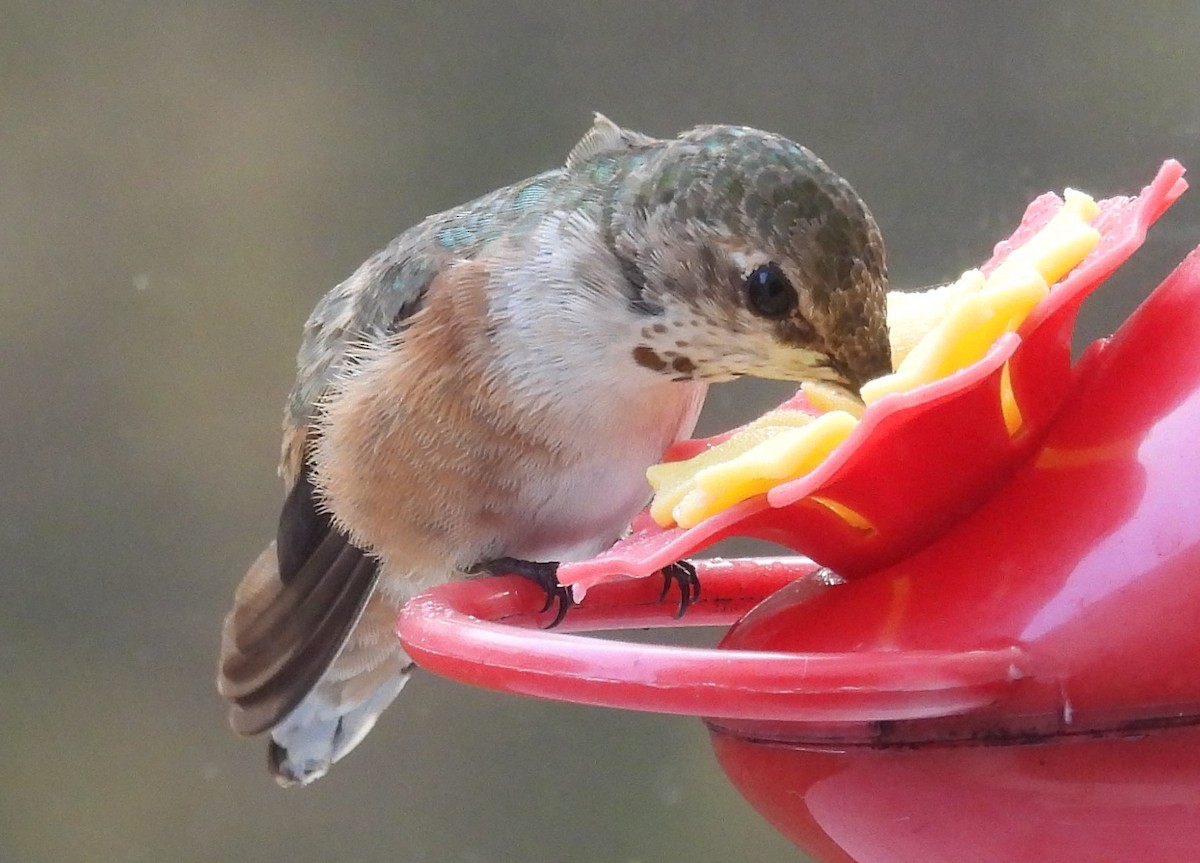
[744,262,797,319]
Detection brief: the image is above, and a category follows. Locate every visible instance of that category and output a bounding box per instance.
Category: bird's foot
[658,560,700,619]
[474,557,573,627]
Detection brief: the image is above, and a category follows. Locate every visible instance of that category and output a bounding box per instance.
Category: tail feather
[219,460,428,784]
[220,542,379,734]
[266,661,413,787]
[219,537,418,785]
[266,586,420,786]
[218,463,382,736]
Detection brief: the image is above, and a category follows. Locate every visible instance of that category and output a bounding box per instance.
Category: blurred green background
[4,2,1199,861]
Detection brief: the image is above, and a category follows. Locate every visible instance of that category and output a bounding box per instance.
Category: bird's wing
[218,466,382,735]
[218,246,444,735]
[218,166,573,734]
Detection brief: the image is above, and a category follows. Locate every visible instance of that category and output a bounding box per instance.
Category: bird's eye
[744,262,797,319]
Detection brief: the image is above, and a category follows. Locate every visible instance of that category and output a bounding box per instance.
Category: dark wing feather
[218,179,537,735]
[218,464,379,736]
[218,247,438,737]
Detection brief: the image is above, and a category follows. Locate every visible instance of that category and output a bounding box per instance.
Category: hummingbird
[217,114,891,786]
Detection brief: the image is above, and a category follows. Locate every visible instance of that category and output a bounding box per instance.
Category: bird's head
[605,124,891,396]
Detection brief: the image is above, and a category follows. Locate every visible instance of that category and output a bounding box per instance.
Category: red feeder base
[397,176,1200,862]
[713,725,1200,863]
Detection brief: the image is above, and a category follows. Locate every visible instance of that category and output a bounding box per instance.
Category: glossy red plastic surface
[703,246,1200,862]
[400,238,1200,735]
[400,559,1026,721]
[717,244,1200,743]
[395,165,1200,862]
[398,163,1194,729]
[559,161,1187,592]
[713,725,1200,863]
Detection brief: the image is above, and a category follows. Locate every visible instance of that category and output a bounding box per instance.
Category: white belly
[501,380,706,562]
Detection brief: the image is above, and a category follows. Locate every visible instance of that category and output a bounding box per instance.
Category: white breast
[483,212,710,562]
[501,379,707,563]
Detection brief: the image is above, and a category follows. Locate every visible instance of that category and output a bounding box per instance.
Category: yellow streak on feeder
[862,195,1099,406]
[808,496,876,533]
[1000,363,1022,435]
[645,187,1103,529]
[670,411,858,529]
[991,188,1102,286]
[646,410,815,527]
[883,269,986,370]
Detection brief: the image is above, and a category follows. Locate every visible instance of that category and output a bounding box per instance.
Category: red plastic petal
[559,161,1186,593]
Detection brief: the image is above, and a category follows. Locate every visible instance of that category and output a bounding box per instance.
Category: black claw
[659,560,700,618]
[545,584,573,628]
[475,557,574,628]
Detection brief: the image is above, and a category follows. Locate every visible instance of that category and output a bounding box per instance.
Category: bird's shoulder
[277,170,579,470]
[275,114,673,482]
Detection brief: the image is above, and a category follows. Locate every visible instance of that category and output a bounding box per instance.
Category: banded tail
[217,469,414,786]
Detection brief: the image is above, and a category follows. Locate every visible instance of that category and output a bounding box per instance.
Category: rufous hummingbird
[218,115,891,785]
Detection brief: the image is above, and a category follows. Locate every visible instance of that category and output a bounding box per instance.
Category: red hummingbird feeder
[398,162,1200,862]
